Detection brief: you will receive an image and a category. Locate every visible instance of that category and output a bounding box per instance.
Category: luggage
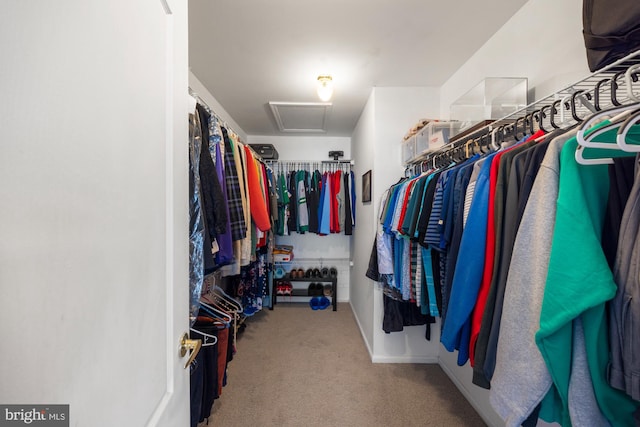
[249,144,279,160]
[583,0,640,71]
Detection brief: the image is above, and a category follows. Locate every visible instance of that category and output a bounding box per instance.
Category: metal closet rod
[405,48,640,173]
[266,160,354,164]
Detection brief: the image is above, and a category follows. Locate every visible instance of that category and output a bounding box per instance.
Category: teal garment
[420,247,437,316]
[535,125,639,427]
[277,173,289,235]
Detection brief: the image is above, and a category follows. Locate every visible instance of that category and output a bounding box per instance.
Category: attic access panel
[269,102,332,133]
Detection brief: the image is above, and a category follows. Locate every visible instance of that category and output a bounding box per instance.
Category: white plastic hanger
[617,109,640,152]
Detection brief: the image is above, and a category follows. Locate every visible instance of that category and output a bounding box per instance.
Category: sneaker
[323,284,333,297]
[317,296,331,310]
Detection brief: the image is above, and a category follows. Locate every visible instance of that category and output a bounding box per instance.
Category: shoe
[329,267,338,279]
[317,296,331,310]
[274,267,286,279]
[309,297,320,310]
[282,281,292,296]
[307,283,316,296]
[297,268,305,278]
[305,268,313,278]
[312,268,321,278]
[323,284,333,297]
[276,281,285,296]
[321,267,329,278]
[289,269,297,279]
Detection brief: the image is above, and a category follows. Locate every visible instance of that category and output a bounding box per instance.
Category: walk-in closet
[3,0,640,426]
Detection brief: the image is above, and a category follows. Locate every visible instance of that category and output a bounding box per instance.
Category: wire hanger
[199,300,232,324]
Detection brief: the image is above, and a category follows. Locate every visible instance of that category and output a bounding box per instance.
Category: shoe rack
[272,265,338,311]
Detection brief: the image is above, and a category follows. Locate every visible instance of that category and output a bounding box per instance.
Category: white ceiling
[189,0,528,137]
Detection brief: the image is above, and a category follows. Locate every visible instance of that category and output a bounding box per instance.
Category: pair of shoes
[305,268,322,278]
[307,283,323,296]
[276,281,292,296]
[309,296,331,310]
[289,268,305,279]
[323,284,333,297]
[320,267,338,279]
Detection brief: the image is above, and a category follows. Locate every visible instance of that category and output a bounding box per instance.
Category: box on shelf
[450,77,528,132]
[415,120,463,154]
[402,136,416,164]
[273,245,294,263]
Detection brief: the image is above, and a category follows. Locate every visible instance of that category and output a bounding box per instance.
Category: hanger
[575,104,640,165]
[616,108,640,152]
[549,100,561,129]
[593,78,609,111]
[611,70,626,106]
[490,127,500,151]
[624,63,640,102]
[575,103,640,149]
[212,286,244,313]
[199,300,233,324]
[190,327,218,347]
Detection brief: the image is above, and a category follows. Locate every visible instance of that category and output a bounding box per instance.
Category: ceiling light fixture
[317,75,333,102]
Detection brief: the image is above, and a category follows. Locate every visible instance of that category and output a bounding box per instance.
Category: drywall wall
[350,86,443,362]
[350,90,377,356]
[247,135,353,301]
[439,0,589,119]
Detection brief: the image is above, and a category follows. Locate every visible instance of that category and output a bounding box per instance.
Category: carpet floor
[198,302,486,427]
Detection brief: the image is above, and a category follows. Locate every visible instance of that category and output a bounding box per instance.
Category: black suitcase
[249,144,279,160]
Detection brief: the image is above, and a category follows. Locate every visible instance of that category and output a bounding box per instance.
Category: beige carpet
[199,303,486,427]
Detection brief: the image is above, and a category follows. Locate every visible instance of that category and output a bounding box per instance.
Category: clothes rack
[404,49,640,176]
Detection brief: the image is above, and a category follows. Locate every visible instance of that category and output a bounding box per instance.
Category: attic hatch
[269,102,332,133]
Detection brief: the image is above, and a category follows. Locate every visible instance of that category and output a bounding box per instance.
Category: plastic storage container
[449,77,528,131]
[415,121,463,155]
[402,135,416,164]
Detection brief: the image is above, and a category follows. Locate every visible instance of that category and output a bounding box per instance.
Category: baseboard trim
[349,302,374,360]
[438,356,501,427]
[372,355,438,364]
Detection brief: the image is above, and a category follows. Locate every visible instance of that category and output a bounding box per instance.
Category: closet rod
[406,49,640,170]
[265,160,354,165]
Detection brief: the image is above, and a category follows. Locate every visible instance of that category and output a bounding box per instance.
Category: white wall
[247,135,353,301]
[439,0,589,119]
[350,87,442,362]
[371,87,442,363]
[350,90,377,356]
[436,0,587,425]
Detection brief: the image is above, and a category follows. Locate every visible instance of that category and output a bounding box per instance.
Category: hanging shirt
[343,171,353,235]
[221,127,247,242]
[536,129,639,427]
[307,170,320,234]
[296,169,309,233]
[610,154,640,401]
[213,141,234,266]
[440,152,496,366]
[318,172,331,235]
[243,146,271,232]
[490,131,573,427]
[350,170,356,227]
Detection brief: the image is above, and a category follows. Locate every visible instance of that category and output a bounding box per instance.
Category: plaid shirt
[221,127,247,241]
